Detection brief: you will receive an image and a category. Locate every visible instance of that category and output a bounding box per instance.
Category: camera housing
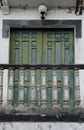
[38,5,47,19]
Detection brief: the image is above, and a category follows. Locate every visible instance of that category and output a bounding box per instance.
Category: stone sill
[0,107,84,122]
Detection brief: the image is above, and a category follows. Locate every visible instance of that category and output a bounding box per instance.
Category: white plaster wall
[0,122,84,130]
[0,8,84,107]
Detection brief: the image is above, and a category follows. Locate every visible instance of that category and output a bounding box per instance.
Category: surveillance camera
[38,5,47,19]
[38,5,47,14]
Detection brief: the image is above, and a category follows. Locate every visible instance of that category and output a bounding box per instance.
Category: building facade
[0,0,84,129]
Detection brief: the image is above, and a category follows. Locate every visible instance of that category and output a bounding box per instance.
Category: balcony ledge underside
[0,107,83,122]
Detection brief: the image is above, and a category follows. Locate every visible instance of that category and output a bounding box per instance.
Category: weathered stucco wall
[0,7,84,129]
[0,122,84,130]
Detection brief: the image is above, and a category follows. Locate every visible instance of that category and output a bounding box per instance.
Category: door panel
[24,86,30,106]
[24,69,30,106]
[43,32,54,64]
[47,87,52,106]
[55,42,64,64]
[14,41,20,64]
[22,41,29,64]
[35,69,41,107]
[10,30,42,64]
[10,29,74,107]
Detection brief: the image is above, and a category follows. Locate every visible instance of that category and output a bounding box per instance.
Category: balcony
[0,64,82,115]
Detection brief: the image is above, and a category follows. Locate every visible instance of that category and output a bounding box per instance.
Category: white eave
[0,0,84,15]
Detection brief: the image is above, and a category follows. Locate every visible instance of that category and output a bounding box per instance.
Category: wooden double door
[10,28,74,106]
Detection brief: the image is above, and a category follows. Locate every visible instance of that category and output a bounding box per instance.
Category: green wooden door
[10,29,74,106]
[43,29,74,106]
[10,29,42,106]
